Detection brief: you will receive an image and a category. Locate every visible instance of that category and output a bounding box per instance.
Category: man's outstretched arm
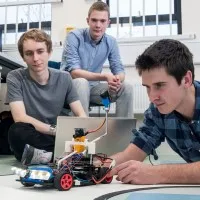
[110,143,200,184]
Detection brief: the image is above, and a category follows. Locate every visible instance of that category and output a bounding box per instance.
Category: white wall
[182,0,200,39]
[51,0,95,45]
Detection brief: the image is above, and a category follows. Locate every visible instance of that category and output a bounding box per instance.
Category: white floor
[1,175,200,200]
[0,175,150,200]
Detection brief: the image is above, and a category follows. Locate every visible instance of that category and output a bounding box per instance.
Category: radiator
[133,83,150,114]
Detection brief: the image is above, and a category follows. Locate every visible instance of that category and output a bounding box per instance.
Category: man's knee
[8,122,33,139]
[123,82,133,94]
[72,78,90,101]
[73,78,90,90]
[118,81,133,98]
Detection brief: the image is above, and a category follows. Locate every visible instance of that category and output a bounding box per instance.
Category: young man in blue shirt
[61,1,133,117]
[109,39,200,184]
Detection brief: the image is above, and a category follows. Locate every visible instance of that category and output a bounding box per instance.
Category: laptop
[54,117,136,160]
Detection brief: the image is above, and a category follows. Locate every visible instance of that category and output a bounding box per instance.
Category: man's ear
[108,19,111,26]
[86,17,89,25]
[183,70,193,87]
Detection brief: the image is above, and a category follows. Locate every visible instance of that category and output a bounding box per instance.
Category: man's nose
[33,52,39,61]
[149,90,160,102]
[95,21,101,27]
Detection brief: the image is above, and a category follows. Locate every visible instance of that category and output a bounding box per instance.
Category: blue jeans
[73,78,134,117]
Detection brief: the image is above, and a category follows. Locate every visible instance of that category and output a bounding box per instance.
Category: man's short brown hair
[88,1,110,18]
[18,28,52,58]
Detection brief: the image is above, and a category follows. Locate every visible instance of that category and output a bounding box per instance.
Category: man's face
[87,10,110,41]
[22,39,51,73]
[141,67,188,114]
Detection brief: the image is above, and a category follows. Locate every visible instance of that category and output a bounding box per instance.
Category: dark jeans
[8,122,55,161]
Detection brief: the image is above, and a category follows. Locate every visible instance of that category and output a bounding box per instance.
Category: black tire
[54,172,74,191]
[20,178,35,187]
[99,167,113,184]
[101,175,113,184]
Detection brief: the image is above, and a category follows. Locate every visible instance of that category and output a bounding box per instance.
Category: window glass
[119,0,130,17]
[132,0,143,16]
[109,0,117,18]
[144,25,157,37]
[158,24,177,35]
[18,5,28,23]
[4,32,15,44]
[119,24,131,38]
[158,0,174,15]
[29,4,40,22]
[132,26,143,37]
[7,6,17,24]
[145,0,156,15]
[17,31,24,41]
[41,3,51,21]
[106,24,117,38]
[0,7,5,24]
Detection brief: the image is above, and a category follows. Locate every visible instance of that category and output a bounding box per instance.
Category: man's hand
[105,74,122,94]
[109,160,161,184]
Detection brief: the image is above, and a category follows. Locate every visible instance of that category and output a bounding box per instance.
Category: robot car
[12,91,115,191]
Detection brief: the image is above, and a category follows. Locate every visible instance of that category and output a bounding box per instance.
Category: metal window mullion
[169,0,173,35]
[15,1,19,44]
[156,0,159,36]
[142,0,145,36]
[129,0,132,37]
[116,0,119,38]
[4,1,8,45]
[39,3,42,29]
[27,4,30,30]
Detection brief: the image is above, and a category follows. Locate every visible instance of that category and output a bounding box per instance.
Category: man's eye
[155,84,164,89]
[25,52,33,56]
[37,50,44,54]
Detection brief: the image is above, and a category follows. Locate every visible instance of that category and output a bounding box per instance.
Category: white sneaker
[21,144,52,165]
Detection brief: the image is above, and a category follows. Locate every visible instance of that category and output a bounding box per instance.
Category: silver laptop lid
[54,117,136,160]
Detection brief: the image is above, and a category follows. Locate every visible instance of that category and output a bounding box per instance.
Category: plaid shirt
[131,80,200,163]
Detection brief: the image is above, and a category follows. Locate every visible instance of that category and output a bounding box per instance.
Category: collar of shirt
[170,81,200,123]
[86,28,104,46]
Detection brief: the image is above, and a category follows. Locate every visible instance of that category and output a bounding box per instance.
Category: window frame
[106,0,182,36]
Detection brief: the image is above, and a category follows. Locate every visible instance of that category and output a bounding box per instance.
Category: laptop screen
[54,116,136,160]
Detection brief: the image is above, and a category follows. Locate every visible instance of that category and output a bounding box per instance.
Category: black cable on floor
[0,173,14,176]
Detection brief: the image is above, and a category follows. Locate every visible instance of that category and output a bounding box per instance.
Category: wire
[92,168,112,184]
[85,117,106,135]
[148,155,154,165]
[0,173,14,176]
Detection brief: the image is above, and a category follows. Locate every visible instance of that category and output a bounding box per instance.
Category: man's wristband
[49,124,56,136]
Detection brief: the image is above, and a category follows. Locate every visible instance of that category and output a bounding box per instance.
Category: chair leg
[98,107,100,117]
